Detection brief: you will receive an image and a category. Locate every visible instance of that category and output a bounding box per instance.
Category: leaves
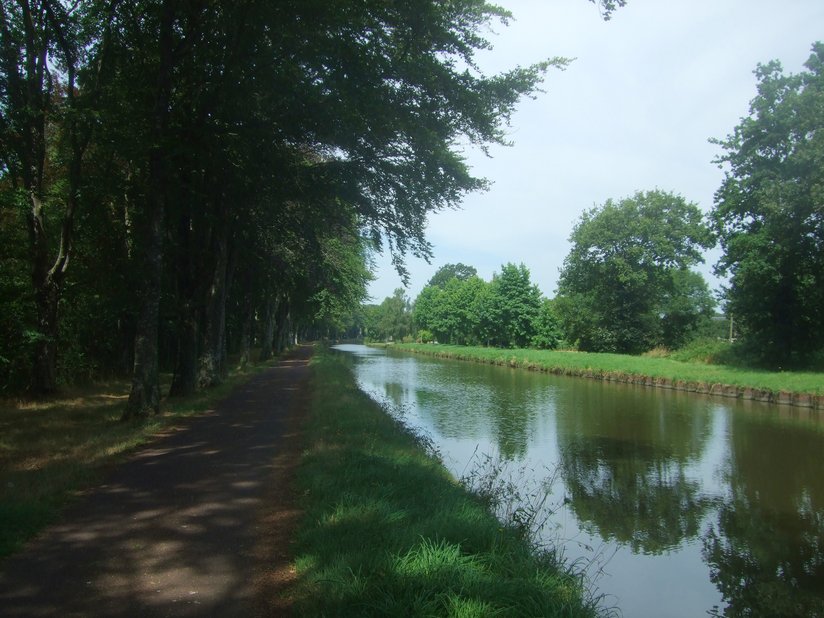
[557,190,715,354]
[711,42,824,367]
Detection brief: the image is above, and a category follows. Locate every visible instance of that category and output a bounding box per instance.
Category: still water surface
[333,345,824,617]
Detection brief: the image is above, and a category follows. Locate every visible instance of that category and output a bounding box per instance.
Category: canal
[333,344,824,617]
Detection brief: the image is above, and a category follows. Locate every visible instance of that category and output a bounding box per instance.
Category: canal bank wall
[396,345,824,411]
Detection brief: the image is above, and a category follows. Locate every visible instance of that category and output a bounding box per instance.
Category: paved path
[0,346,312,617]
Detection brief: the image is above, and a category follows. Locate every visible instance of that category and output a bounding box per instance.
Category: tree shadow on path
[0,347,312,617]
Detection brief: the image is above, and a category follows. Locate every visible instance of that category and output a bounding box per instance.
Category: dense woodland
[365,44,824,369]
[1,1,821,410]
[0,0,589,411]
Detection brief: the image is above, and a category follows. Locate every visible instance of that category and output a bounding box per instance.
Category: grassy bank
[291,349,602,617]
[393,343,824,405]
[0,359,277,559]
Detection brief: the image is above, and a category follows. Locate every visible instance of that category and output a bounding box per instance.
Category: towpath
[0,345,312,617]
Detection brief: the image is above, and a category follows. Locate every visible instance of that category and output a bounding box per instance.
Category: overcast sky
[367,0,824,303]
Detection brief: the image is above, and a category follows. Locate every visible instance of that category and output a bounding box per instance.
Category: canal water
[333,344,824,617]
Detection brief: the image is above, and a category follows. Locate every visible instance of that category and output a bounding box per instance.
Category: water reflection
[337,345,824,617]
[555,385,717,555]
[703,410,824,617]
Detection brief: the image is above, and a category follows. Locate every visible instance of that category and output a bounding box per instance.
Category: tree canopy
[711,42,824,368]
[0,0,553,404]
[409,262,560,349]
[556,190,715,354]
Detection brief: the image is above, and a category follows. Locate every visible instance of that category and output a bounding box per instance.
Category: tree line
[364,42,824,369]
[364,263,562,349]
[0,0,564,411]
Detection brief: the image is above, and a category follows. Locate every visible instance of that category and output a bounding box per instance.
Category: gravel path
[0,346,312,617]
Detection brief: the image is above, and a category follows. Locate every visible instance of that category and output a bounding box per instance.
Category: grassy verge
[392,343,824,403]
[0,358,277,559]
[291,349,601,617]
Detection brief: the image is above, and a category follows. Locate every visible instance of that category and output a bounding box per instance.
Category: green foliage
[365,289,413,342]
[667,338,737,365]
[532,299,564,350]
[412,262,553,349]
[711,42,824,368]
[556,190,715,354]
[486,263,544,348]
[427,263,479,289]
[2,1,552,395]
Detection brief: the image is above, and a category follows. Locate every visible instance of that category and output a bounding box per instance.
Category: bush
[669,338,734,365]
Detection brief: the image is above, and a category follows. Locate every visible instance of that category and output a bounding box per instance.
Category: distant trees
[410,262,561,349]
[364,289,413,343]
[556,190,715,354]
[711,43,824,368]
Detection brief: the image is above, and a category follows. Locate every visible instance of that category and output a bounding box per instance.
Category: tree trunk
[258,297,278,362]
[168,206,199,397]
[31,275,60,394]
[124,1,175,419]
[235,270,255,369]
[274,301,291,355]
[197,223,229,389]
[168,303,198,397]
[125,191,164,418]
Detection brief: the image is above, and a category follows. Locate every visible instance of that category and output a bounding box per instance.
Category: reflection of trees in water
[413,362,556,459]
[382,381,408,408]
[702,415,824,617]
[556,386,715,555]
[561,436,716,555]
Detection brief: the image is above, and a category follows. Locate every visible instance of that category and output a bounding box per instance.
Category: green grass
[291,350,603,617]
[0,359,278,559]
[392,343,824,400]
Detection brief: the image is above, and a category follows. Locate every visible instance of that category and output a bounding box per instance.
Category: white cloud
[368,0,824,303]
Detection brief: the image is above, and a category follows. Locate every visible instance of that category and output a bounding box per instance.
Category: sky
[366,0,824,303]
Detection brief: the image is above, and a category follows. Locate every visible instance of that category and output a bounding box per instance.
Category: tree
[427,263,479,289]
[711,43,824,368]
[531,299,563,350]
[413,273,488,345]
[485,263,543,348]
[368,289,412,342]
[0,0,98,393]
[556,190,715,354]
[659,269,715,349]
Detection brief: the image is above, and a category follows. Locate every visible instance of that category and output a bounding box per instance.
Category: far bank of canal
[333,344,824,618]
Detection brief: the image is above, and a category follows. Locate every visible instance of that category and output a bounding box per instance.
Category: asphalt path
[0,346,312,617]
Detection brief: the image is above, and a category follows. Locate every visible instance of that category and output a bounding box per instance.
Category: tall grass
[0,361,276,558]
[394,344,824,398]
[291,350,605,617]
